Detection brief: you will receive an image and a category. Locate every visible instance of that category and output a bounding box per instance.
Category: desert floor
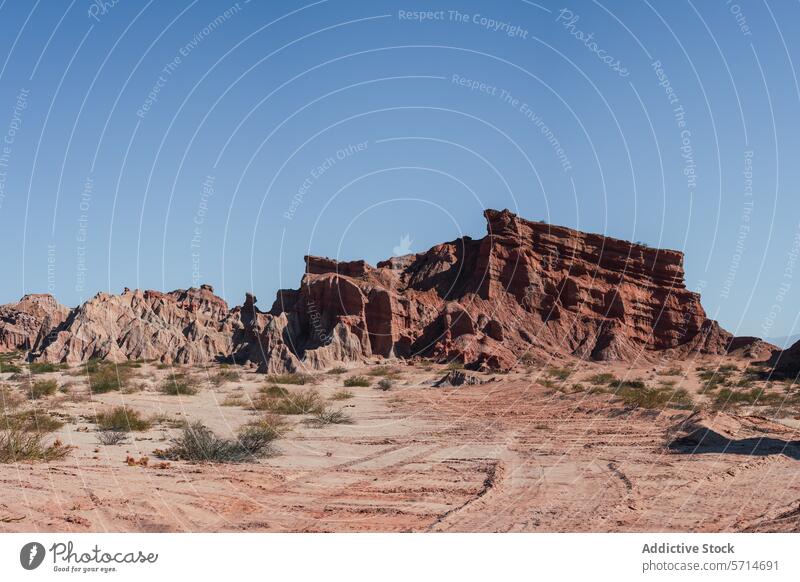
[1,355,800,532]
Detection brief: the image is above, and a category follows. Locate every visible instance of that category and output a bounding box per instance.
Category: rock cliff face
[0,294,70,353]
[241,209,740,372]
[34,285,242,364]
[23,209,750,371]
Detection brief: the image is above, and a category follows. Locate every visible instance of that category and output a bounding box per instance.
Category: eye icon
[20,542,46,570]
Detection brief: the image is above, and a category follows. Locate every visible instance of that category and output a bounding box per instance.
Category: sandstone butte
[0,209,781,372]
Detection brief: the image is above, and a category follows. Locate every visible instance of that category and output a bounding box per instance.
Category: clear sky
[0,0,798,340]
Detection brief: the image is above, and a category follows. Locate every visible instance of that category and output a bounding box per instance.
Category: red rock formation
[242,209,745,372]
[33,285,242,364]
[0,294,70,353]
[22,210,761,371]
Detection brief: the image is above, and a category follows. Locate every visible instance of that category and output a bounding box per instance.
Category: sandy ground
[1,358,800,532]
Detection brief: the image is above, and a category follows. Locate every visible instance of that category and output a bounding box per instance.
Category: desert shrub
[265,373,310,385]
[446,361,464,370]
[714,387,785,407]
[28,362,67,374]
[259,385,289,398]
[614,385,693,409]
[159,374,197,396]
[84,362,134,394]
[210,368,240,386]
[546,367,572,380]
[27,380,58,400]
[376,378,393,391]
[262,388,323,415]
[327,366,348,375]
[95,406,151,432]
[306,407,353,427]
[156,421,276,463]
[587,373,617,385]
[239,414,286,442]
[618,379,646,389]
[97,430,127,446]
[344,376,370,387]
[657,367,683,376]
[0,385,23,412]
[0,428,71,463]
[2,410,64,433]
[0,362,22,374]
[221,394,245,407]
[330,389,354,400]
[367,366,399,378]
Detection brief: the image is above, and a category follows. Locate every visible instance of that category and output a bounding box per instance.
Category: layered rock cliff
[240,209,742,371]
[24,209,751,371]
[34,285,242,364]
[0,294,70,353]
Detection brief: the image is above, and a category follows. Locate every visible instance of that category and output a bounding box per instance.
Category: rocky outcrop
[0,294,70,352]
[241,209,745,372]
[20,209,761,372]
[33,285,242,365]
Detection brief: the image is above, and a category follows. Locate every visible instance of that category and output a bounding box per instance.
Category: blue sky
[0,0,798,340]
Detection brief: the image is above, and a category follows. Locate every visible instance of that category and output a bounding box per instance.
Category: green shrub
[0,362,22,374]
[160,374,198,396]
[95,406,151,432]
[0,428,71,463]
[28,362,67,374]
[259,385,289,398]
[714,387,785,407]
[327,366,348,375]
[83,362,135,394]
[657,367,683,376]
[546,367,572,380]
[367,366,399,378]
[330,389,354,400]
[618,379,646,389]
[587,373,617,385]
[2,410,64,433]
[210,368,240,386]
[265,373,310,385]
[156,421,276,463]
[446,361,464,370]
[344,376,370,387]
[614,385,693,409]
[27,380,58,400]
[260,388,323,415]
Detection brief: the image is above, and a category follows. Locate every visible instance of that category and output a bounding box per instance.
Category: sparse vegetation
[330,389,354,400]
[618,379,646,389]
[657,367,683,376]
[1,409,64,433]
[28,362,68,374]
[614,385,693,410]
[159,373,198,396]
[95,406,151,432]
[210,367,240,386]
[0,362,22,374]
[546,367,572,380]
[376,378,393,391]
[156,420,277,463]
[344,376,370,387]
[27,380,58,400]
[221,394,245,407]
[259,385,289,398]
[446,361,464,370]
[367,366,400,379]
[306,407,353,427]
[265,373,311,385]
[0,428,71,463]
[251,388,323,415]
[97,430,128,446]
[587,373,617,385]
[327,366,348,375]
[82,361,135,394]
